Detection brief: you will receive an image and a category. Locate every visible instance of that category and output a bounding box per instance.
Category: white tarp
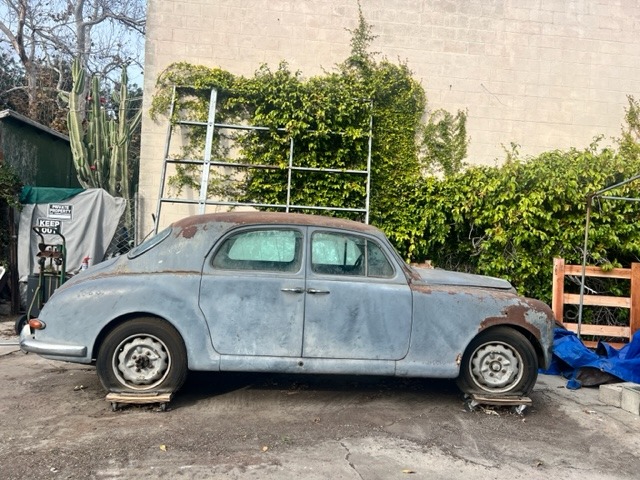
[18,188,126,281]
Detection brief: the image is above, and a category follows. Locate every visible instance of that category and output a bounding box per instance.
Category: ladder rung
[164,158,368,174]
[174,120,283,132]
[291,166,367,174]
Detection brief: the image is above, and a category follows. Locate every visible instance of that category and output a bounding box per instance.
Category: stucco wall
[139,0,640,235]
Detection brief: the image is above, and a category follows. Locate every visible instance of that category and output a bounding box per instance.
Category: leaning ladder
[154,87,373,233]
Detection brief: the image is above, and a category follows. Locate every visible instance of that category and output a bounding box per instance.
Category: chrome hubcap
[470,342,522,393]
[113,335,170,390]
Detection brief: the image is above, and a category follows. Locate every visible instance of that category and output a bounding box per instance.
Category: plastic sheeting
[18,188,126,281]
[545,327,640,388]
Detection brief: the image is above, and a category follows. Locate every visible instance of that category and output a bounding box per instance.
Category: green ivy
[415,138,640,303]
[151,11,436,257]
[422,109,469,177]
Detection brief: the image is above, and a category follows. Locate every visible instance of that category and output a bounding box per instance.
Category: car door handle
[307,288,330,294]
[281,287,304,294]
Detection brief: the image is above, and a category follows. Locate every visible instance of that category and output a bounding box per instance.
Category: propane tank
[81,257,90,271]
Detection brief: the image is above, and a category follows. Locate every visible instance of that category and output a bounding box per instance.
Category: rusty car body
[20,212,555,398]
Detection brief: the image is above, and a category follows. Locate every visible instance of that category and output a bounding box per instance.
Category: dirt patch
[1,317,639,479]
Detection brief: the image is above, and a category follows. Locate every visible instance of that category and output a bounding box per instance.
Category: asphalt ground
[1,316,639,479]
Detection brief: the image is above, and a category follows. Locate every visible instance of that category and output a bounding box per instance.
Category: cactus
[66,58,142,227]
[66,58,143,194]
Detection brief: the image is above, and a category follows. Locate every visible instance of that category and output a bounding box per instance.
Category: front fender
[479,297,555,369]
[397,286,554,377]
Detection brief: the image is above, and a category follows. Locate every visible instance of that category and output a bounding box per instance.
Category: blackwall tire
[96,318,187,394]
[14,315,28,336]
[457,327,538,396]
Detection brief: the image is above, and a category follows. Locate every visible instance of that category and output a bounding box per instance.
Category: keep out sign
[36,218,62,235]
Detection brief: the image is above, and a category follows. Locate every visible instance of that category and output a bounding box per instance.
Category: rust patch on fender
[409,283,433,294]
[480,303,542,340]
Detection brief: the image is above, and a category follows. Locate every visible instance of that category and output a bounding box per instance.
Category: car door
[302,229,413,360]
[199,227,305,357]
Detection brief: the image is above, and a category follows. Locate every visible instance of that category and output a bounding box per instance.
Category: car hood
[410,267,514,291]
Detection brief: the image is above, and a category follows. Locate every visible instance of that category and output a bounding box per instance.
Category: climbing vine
[150,9,452,257]
[414,132,640,302]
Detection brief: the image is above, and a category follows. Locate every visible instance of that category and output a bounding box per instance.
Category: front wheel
[457,327,538,396]
[96,318,187,394]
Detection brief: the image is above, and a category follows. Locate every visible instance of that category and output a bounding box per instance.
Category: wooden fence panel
[552,257,638,347]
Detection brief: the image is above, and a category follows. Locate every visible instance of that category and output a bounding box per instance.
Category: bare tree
[0,0,145,123]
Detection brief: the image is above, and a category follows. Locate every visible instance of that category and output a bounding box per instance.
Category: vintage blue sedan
[21,212,554,398]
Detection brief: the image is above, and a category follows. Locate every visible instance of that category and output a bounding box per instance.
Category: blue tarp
[544,328,640,388]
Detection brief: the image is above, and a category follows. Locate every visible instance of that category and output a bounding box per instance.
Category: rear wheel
[457,327,538,396]
[14,315,28,336]
[96,318,187,394]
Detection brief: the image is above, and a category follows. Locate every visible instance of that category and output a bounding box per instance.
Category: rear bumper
[20,324,87,358]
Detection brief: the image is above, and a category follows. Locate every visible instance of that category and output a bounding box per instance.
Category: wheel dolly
[15,227,68,334]
[465,394,532,415]
[106,392,173,411]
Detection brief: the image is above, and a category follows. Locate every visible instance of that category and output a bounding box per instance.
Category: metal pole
[364,104,373,224]
[577,196,594,338]
[134,190,139,246]
[286,137,294,213]
[154,85,178,233]
[198,88,218,214]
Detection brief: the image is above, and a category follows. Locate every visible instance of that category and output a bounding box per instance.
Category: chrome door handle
[281,287,304,293]
[307,288,330,294]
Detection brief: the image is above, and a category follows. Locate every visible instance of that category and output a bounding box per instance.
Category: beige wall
[139,0,640,236]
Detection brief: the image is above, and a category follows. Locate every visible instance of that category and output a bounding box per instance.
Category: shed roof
[0,109,69,142]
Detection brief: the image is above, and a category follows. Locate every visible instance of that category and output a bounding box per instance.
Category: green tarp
[20,186,84,204]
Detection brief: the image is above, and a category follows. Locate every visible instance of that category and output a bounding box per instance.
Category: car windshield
[127,227,172,259]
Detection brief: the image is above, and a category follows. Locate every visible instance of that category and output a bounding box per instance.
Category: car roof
[171,211,383,235]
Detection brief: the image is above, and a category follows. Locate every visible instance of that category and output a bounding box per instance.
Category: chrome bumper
[20,324,87,358]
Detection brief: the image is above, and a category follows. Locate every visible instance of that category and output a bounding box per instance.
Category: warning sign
[48,203,73,220]
[36,218,62,235]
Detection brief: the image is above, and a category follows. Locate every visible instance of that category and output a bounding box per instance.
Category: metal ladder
[154,87,373,233]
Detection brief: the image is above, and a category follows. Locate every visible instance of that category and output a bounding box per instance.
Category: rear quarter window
[127,227,172,259]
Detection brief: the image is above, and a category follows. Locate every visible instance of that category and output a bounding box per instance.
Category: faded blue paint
[302,272,412,360]
[20,212,555,388]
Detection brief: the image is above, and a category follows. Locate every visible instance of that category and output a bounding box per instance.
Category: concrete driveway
[1,317,639,479]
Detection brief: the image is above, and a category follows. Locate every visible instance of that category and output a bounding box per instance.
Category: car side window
[366,240,395,278]
[311,232,394,278]
[212,229,302,273]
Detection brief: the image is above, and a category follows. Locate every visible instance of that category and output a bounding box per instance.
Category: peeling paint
[179,224,198,239]
[480,303,544,340]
